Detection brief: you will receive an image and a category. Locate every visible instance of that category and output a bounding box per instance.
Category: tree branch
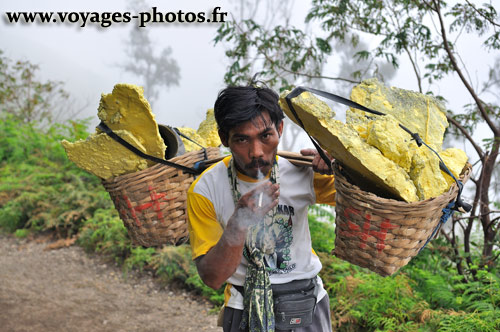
[261,52,360,84]
[464,0,500,28]
[446,115,485,159]
[454,210,500,221]
[441,230,465,276]
[433,0,500,137]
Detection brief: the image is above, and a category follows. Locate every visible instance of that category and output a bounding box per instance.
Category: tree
[0,50,83,128]
[215,0,500,278]
[119,0,180,109]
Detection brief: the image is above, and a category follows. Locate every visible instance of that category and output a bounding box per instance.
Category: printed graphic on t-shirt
[262,204,296,274]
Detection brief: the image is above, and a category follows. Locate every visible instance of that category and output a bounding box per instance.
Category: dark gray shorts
[222,293,332,332]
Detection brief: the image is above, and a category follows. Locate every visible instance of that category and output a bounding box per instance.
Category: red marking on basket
[341,207,397,253]
[122,195,142,227]
[131,186,175,224]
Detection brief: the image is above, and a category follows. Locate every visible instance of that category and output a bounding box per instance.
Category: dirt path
[0,234,220,332]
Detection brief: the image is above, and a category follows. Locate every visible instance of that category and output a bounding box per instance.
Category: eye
[261,133,272,140]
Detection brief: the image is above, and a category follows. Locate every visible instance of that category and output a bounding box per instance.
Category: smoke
[233,168,273,229]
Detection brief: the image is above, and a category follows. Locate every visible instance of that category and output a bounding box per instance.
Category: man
[187,85,335,332]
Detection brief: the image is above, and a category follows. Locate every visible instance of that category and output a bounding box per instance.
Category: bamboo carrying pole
[202,151,314,169]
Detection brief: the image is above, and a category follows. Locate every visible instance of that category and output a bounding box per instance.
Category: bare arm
[195,181,280,290]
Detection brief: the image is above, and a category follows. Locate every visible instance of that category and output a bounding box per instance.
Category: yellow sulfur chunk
[61,131,149,180]
[365,114,418,173]
[350,78,449,150]
[177,127,206,152]
[280,90,419,202]
[197,109,221,148]
[440,148,469,186]
[409,148,449,200]
[362,114,453,200]
[97,83,166,161]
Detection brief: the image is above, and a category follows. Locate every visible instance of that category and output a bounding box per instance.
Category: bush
[0,116,111,236]
[308,210,336,253]
[78,208,131,262]
[427,309,500,332]
[124,246,156,273]
[151,245,225,306]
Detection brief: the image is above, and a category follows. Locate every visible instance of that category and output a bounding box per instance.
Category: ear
[219,129,229,147]
[277,120,284,138]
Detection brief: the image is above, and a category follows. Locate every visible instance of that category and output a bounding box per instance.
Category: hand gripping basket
[101,147,221,247]
[332,162,472,276]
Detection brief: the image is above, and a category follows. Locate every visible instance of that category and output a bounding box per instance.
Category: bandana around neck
[227,157,279,332]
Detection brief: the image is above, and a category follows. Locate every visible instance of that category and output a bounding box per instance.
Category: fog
[0,0,230,130]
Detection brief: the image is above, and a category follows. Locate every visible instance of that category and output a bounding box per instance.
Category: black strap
[173,128,208,161]
[285,86,471,212]
[97,122,200,175]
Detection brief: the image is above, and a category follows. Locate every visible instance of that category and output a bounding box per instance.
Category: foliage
[78,208,131,262]
[308,207,336,253]
[124,246,156,273]
[0,115,108,236]
[0,50,78,127]
[430,309,500,332]
[151,245,225,306]
[14,228,29,238]
[215,19,329,90]
[319,252,427,331]
[318,248,500,331]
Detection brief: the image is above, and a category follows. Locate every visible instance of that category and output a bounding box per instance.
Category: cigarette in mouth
[258,192,263,207]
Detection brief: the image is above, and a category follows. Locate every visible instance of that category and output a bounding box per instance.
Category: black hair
[213,85,285,138]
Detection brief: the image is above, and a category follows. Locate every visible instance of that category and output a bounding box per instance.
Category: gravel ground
[0,234,220,332]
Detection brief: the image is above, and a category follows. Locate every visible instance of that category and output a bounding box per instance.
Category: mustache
[246,159,271,169]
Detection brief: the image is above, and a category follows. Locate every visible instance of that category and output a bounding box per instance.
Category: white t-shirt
[187,155,335,309]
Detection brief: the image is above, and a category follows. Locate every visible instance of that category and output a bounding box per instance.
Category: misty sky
[0,0,231,130]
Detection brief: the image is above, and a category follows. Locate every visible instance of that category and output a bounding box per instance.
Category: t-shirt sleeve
[313,172,336,206]
[187,190,223,260]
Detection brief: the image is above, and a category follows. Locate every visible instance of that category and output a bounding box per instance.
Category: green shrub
[78,208,131,262]
[405,267,459,310]
[14,228,29,238]
[331,272,428,331]
[426,309,500,332]
[0,115,108,236]
[124,246,156,273]
[308,208,335,253]
[151,245,225,306]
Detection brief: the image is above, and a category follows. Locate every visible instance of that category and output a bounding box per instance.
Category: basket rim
[101,147,220,184]
[333,161,472,208]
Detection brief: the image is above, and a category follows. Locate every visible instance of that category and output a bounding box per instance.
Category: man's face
[221,111,283,179]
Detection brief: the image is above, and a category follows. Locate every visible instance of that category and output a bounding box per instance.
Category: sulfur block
[409,148,449,200]
[280,90,419,202]
[61,131,149,180]
[196,109,221,148]
[365,114,418,173]
[363,113,456,200]
[349,78,449,150]
[177,127,207,152]
[439,148,469,186]
[97,83,166,160]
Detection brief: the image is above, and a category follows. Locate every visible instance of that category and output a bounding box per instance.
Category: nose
[249,139,264,160]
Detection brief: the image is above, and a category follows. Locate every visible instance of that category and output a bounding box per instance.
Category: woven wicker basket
[101,147,221,247]
[333,162,472,276]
